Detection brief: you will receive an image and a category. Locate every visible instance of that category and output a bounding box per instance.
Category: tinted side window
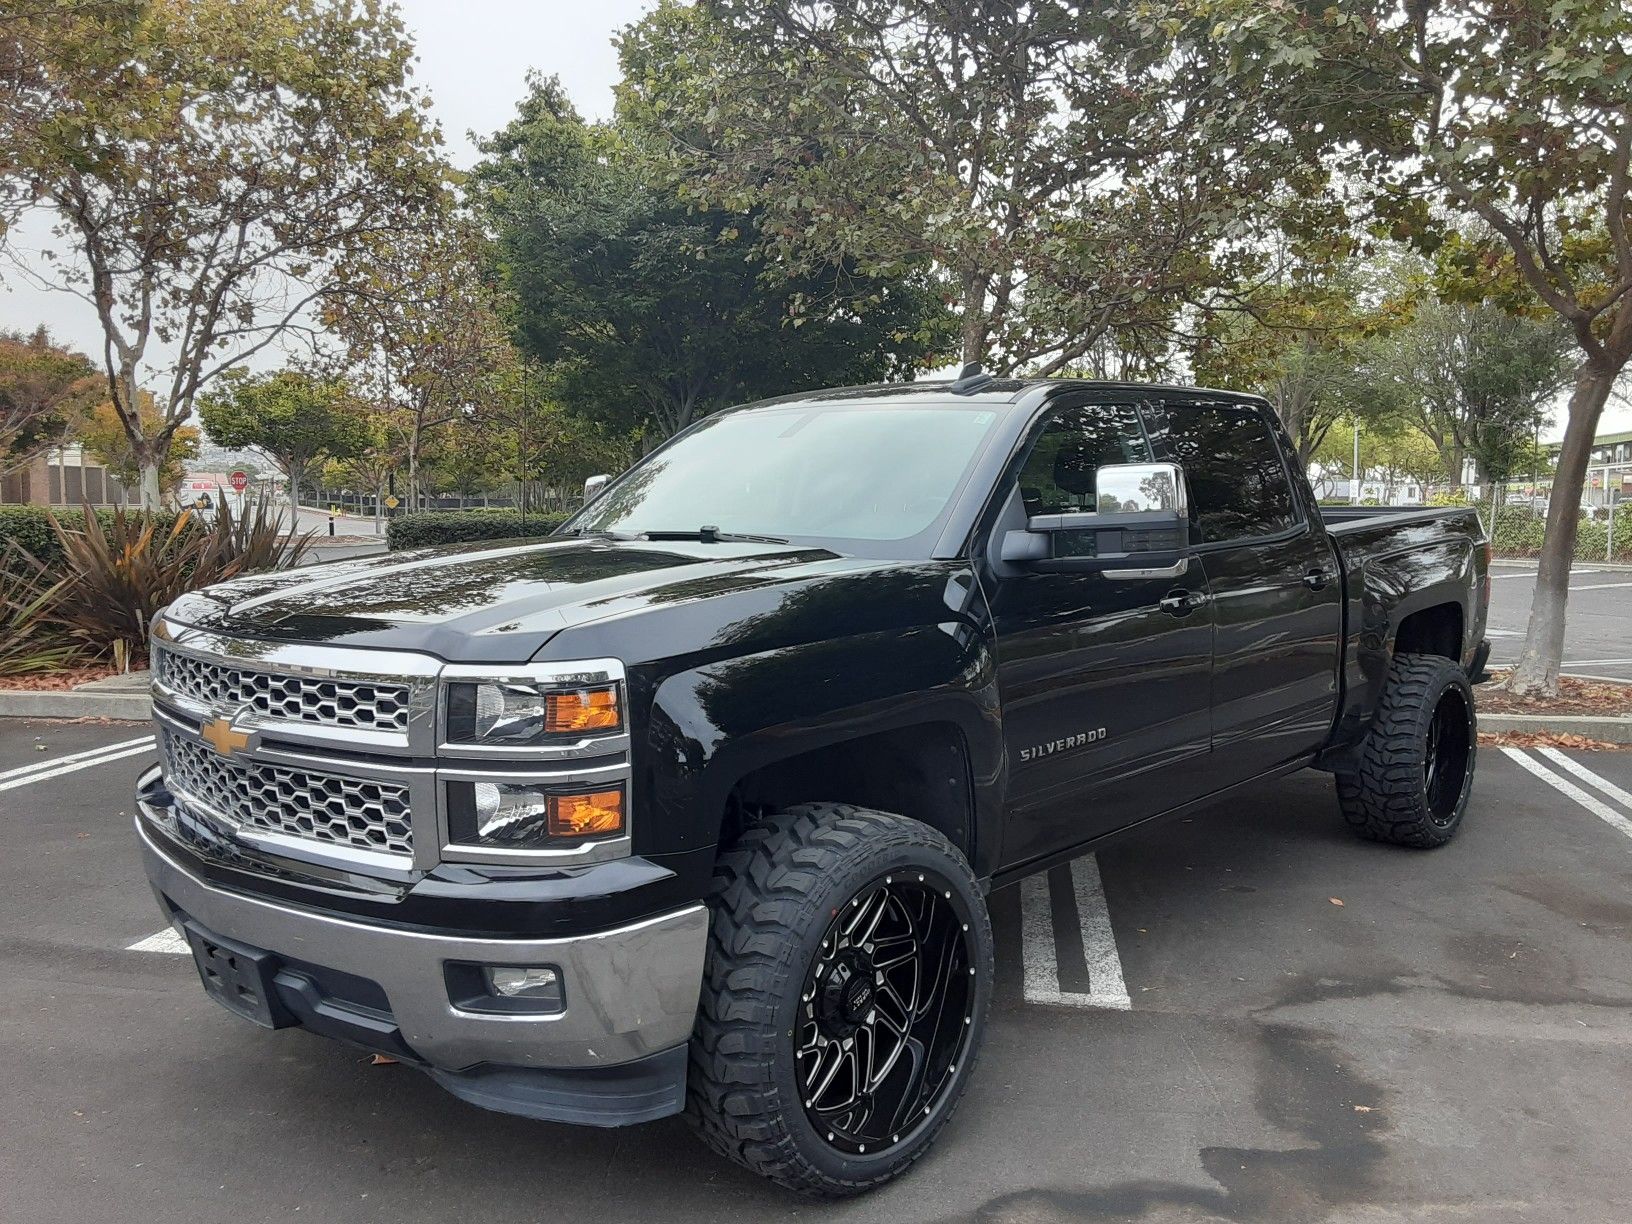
[1017,403,1149,517]
[1147,402,1298,543]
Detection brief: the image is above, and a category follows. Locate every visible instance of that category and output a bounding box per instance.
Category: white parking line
[127,929,189,954]
[0,738,155,792]
[0,734,154,784]
[1020,854,1131,1010]
[1502,748,1632,843]
[1537,748,1632,813]
[1572,582,1632,591]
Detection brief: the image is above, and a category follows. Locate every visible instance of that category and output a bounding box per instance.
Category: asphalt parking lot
[1487,560,1632,680]
[2,718,1630,1224]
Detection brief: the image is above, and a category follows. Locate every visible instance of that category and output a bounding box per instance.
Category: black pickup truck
[134,375,1490,1196]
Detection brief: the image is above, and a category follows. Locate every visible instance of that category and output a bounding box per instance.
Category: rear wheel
[686,803,993,1197]
[1336,652,1477,847]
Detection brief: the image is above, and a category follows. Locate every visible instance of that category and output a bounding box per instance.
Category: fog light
[486,965,561,1000]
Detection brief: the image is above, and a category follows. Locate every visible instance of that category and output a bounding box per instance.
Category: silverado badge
[201,715,255,760]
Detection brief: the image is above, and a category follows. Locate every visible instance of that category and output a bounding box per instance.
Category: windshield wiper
[567,528,642,540]
[640,526,790,545]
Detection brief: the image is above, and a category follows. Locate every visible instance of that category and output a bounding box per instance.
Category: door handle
[1159,590,1201,616]
[1302,568,1331,591]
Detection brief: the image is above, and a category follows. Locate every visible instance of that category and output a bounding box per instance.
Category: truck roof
[741,376,1270,412]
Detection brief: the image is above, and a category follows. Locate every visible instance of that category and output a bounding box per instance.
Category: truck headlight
[445,680,622,745]
[445,781,625,849]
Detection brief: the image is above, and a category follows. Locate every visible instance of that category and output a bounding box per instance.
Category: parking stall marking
[0,735,155,793]
[1502,748,1632,843]
[127,929,189,955]
[1020,853,1132,1010]
[1535,748,1632,815]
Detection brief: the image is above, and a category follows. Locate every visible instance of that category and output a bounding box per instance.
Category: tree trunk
[1508,362,1619,696]
[139,461,162,511]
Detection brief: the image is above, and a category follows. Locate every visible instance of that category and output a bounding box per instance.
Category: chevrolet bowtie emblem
[201,716,253,759]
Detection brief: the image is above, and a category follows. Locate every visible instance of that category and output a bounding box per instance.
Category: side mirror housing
[582,473,610,503]
[1001,461,1190,577]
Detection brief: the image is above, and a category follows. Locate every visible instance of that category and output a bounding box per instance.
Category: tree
[1366,422,1446,503]
[78,393,199,500]
[0,326,99,472]
[1366,291,1570,487]
[327,218,509,508]
[1192,0,1632,693]
[1191,253,1410,463]
[0,0,445,508]
[423,414,506,506]
[197,369,369,509]
[473,75,952,440]
[617,1,1307,374]
[325,402,402,532]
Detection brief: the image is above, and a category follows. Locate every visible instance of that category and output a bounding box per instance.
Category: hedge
[385,508,572,551]
[0,505,191,571]
[1486,503,1632,563]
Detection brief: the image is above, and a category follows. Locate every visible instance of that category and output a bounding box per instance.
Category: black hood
[161,537,897,662]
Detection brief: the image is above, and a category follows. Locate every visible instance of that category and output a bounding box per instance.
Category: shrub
[0,543,80,676]
[22,499,315,667]
[386,508,570,551]
[0,505,190,574]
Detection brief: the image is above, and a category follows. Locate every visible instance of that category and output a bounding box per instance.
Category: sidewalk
[0,671,149,721]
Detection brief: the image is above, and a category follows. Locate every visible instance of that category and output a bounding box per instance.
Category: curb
[1478,711,1632,744]
[0,690,151,721]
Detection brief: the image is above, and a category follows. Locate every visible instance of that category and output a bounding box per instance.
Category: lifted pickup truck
[135,375,1490,1196]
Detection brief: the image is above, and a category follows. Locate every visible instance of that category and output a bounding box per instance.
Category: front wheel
[1336,652,1477,847]
[686,803,994,1197]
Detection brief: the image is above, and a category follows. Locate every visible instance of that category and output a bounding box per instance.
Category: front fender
[642,622,1003,874]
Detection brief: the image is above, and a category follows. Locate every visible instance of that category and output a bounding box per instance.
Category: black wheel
[1336,652,1477,847]
[686,803,994,1197]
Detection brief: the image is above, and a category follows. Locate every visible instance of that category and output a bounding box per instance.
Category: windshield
[567,401,1006,557]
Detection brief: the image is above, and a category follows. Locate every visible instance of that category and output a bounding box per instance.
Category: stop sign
[229,469,249,493]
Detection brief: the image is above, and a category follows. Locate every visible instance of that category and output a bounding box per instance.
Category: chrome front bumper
[136,815,708,1073]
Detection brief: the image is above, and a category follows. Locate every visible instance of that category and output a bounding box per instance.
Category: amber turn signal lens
[544,686,621,734]
[546,789,624,838]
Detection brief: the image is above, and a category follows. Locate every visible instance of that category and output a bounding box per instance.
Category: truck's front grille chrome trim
[160,729,415,859]
[155,648,413,733]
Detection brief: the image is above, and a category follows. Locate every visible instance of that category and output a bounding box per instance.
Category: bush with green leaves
[386,509,570,551]
[0,543,79,676]
[0,505,189,573]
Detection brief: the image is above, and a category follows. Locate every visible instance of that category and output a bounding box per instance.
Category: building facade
[0,445,128,507]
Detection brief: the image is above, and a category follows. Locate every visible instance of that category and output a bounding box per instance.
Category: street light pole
[1351,420,1361,506]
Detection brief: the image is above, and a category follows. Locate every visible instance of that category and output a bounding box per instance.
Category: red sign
[229,469,249,493]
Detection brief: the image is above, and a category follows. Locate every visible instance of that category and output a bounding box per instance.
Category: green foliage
[0,0,448,504]
[0,505,188,571]
[1373,294,1571,483]
[79,393,201,494]
[386,509,571,552]
[0,543,80,677]
[27,499,314,664]
[0,326,100,469]
[198,369,370,499]
[1192,254,1412,461]
[617,1,1310,375]
[473,73,955,439]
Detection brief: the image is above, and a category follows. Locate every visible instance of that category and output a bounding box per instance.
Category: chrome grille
[161,731,413,857]
[155,648,411,732]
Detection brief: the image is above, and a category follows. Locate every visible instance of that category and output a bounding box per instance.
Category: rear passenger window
[1017,403,1149,516]
[1146,402,1299,543]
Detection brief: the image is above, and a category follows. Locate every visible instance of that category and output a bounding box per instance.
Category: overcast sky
[1,0,1623,441]
[0,0,656,360]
